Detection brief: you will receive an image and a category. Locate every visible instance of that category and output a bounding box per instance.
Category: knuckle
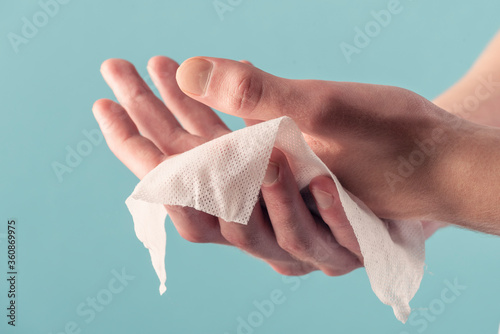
[165,205,190,217]
[166,206,214,243]
[273,263,314,276]
[274,266,301,276]
[221,229,260,249]
[178,230,211,244]
[321,259,363,277]
[265,195,295,213]
[126,82,152,103]
[311,239,335,262]
[261,183,301,211]
[230,70,264,114]
[322,268,346,277]
[403,89,427,111]
[277,235,314,257]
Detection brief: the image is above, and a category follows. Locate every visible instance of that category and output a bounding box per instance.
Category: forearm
[432,122,500,235]
[433,30,500,127]
[425,30,500,236]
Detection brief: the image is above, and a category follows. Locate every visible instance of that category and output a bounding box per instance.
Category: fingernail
[176,58,213,96]
[312,189,333,209]
[263,162,279,185]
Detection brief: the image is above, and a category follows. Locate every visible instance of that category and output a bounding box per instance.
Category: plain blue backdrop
[1,0,499,333]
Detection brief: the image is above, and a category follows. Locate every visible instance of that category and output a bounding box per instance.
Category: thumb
[175,57,323,124]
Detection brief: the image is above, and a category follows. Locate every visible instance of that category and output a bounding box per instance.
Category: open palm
[93,56,364,278]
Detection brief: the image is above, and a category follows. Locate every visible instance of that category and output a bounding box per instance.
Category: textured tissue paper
[125,116,425,323]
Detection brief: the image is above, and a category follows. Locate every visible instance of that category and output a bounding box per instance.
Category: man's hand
[175,57,500,235]
[93,57,364,278]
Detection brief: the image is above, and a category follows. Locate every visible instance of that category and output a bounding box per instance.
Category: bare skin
[94,57,362,277]
[93,30,500,278]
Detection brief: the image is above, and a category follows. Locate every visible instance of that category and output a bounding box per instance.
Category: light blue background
[1,0,499,333]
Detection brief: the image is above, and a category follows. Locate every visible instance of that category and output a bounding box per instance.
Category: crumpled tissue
[125,116,425,323]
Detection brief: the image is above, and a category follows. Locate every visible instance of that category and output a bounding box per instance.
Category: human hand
[174,56,500,234]
[93,56,364,277]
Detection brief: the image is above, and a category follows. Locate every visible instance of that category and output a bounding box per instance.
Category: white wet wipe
[125,116,425,323]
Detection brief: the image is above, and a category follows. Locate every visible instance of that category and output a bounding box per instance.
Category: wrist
[431,120,500,234]
[433,71,500,128]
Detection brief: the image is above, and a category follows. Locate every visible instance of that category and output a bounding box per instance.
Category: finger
[218,199,307,264]
[261,148,361,276]
[168,202,316,276]
[175,57,437,139]
[238,57,264,127]
[165,205,229,245]
[309,175,363,261]
[100,59,204,155]
[175,57,326,127]
[92,99,165,179]
[243,119,263,127]
[147,56,230,139]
